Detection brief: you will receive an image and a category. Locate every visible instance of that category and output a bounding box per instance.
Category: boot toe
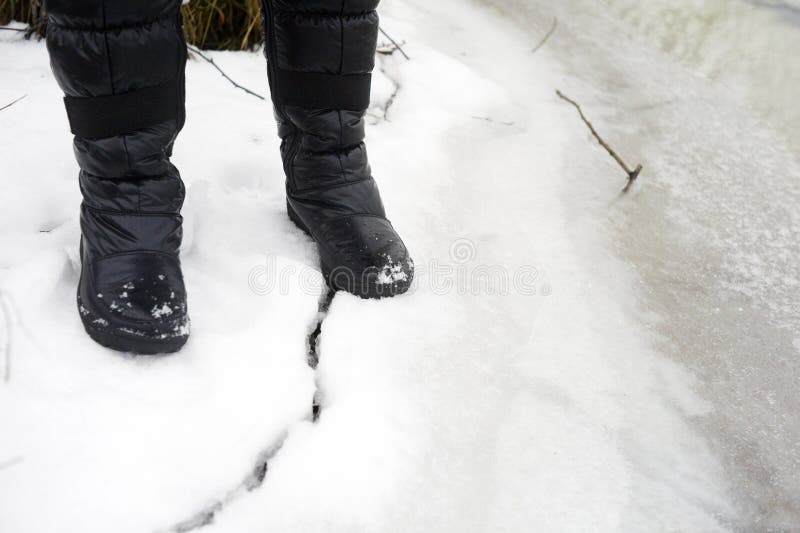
[79,253,190,354]
[317,216,414,298]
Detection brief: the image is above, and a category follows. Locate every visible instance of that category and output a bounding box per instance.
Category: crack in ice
[368,53,401,124]
[308,289,335,422]
[164,289,336,532]
[166,440,284,533]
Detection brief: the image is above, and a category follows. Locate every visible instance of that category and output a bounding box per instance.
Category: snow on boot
[261,0,414,298]
[46,0,190,354]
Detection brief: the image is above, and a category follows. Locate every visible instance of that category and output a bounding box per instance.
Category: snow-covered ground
[0,0,798,531]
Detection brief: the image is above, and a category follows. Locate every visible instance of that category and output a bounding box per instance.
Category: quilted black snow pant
[45,1,190,354]
[45,0,413,353]
[261,1,414,298]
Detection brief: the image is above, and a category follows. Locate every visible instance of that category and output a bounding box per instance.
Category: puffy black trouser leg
[262,0,414,298]
[45,0,190,353]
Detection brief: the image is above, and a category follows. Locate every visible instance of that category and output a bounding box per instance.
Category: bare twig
[0,456,23,472]
[0,292,42,361]
[0,291,12,383]
[532,17,558,54]
[0,17,46,39]
[471,115,515,126]
[377,39,407,56]
[379,27,410,61]
[186,44,266,101]
[383,84,399,122]
[380,67,400,122]
[370,59,401,122]
[556,90,642,191]
[0,94,27,112]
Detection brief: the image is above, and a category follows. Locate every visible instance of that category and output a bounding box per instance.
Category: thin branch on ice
[556,90,643,192]
[0,456,23,472]
[0,291,12,383]
[532,17,558,54]
[378,27,410,61]
[186,44,266,101]
[0,94,26,112]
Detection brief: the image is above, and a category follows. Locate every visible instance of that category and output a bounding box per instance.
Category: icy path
[485,0,800,528]
[200,1,735,531]
[1,0,792,530]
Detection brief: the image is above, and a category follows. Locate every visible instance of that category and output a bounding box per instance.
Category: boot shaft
[262,0,382,204]
[45,0,187,189]
[45,0,187,258]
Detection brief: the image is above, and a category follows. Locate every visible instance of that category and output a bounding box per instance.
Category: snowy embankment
[2,0,784,530]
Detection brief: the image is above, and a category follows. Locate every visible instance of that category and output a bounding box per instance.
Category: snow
[0,31,320,533]
[1,0,798,531]
[151,303,174,319]
[375,260,410,285]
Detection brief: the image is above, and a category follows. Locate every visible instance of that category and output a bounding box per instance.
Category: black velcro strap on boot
[274,68,371,111]
[64,80,179,140]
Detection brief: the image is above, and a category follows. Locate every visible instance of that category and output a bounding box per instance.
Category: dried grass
[0,0,264,50]
[182,0,263,50]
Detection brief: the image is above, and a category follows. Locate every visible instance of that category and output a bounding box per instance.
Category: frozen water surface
[0,0,798,531]
[487,0,800,528]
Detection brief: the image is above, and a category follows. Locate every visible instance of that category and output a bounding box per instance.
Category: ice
[1,0,798,531]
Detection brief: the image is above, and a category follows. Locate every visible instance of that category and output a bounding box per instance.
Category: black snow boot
[261,0,414,298]
[46,0,190,354]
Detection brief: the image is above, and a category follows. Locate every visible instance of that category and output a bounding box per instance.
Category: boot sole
[287,202,413,299]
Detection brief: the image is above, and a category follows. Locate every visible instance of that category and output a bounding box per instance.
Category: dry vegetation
[182,0,262,50]
[0,0,264,50]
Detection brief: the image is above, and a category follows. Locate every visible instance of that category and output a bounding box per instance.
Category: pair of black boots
[45,0,413,354]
